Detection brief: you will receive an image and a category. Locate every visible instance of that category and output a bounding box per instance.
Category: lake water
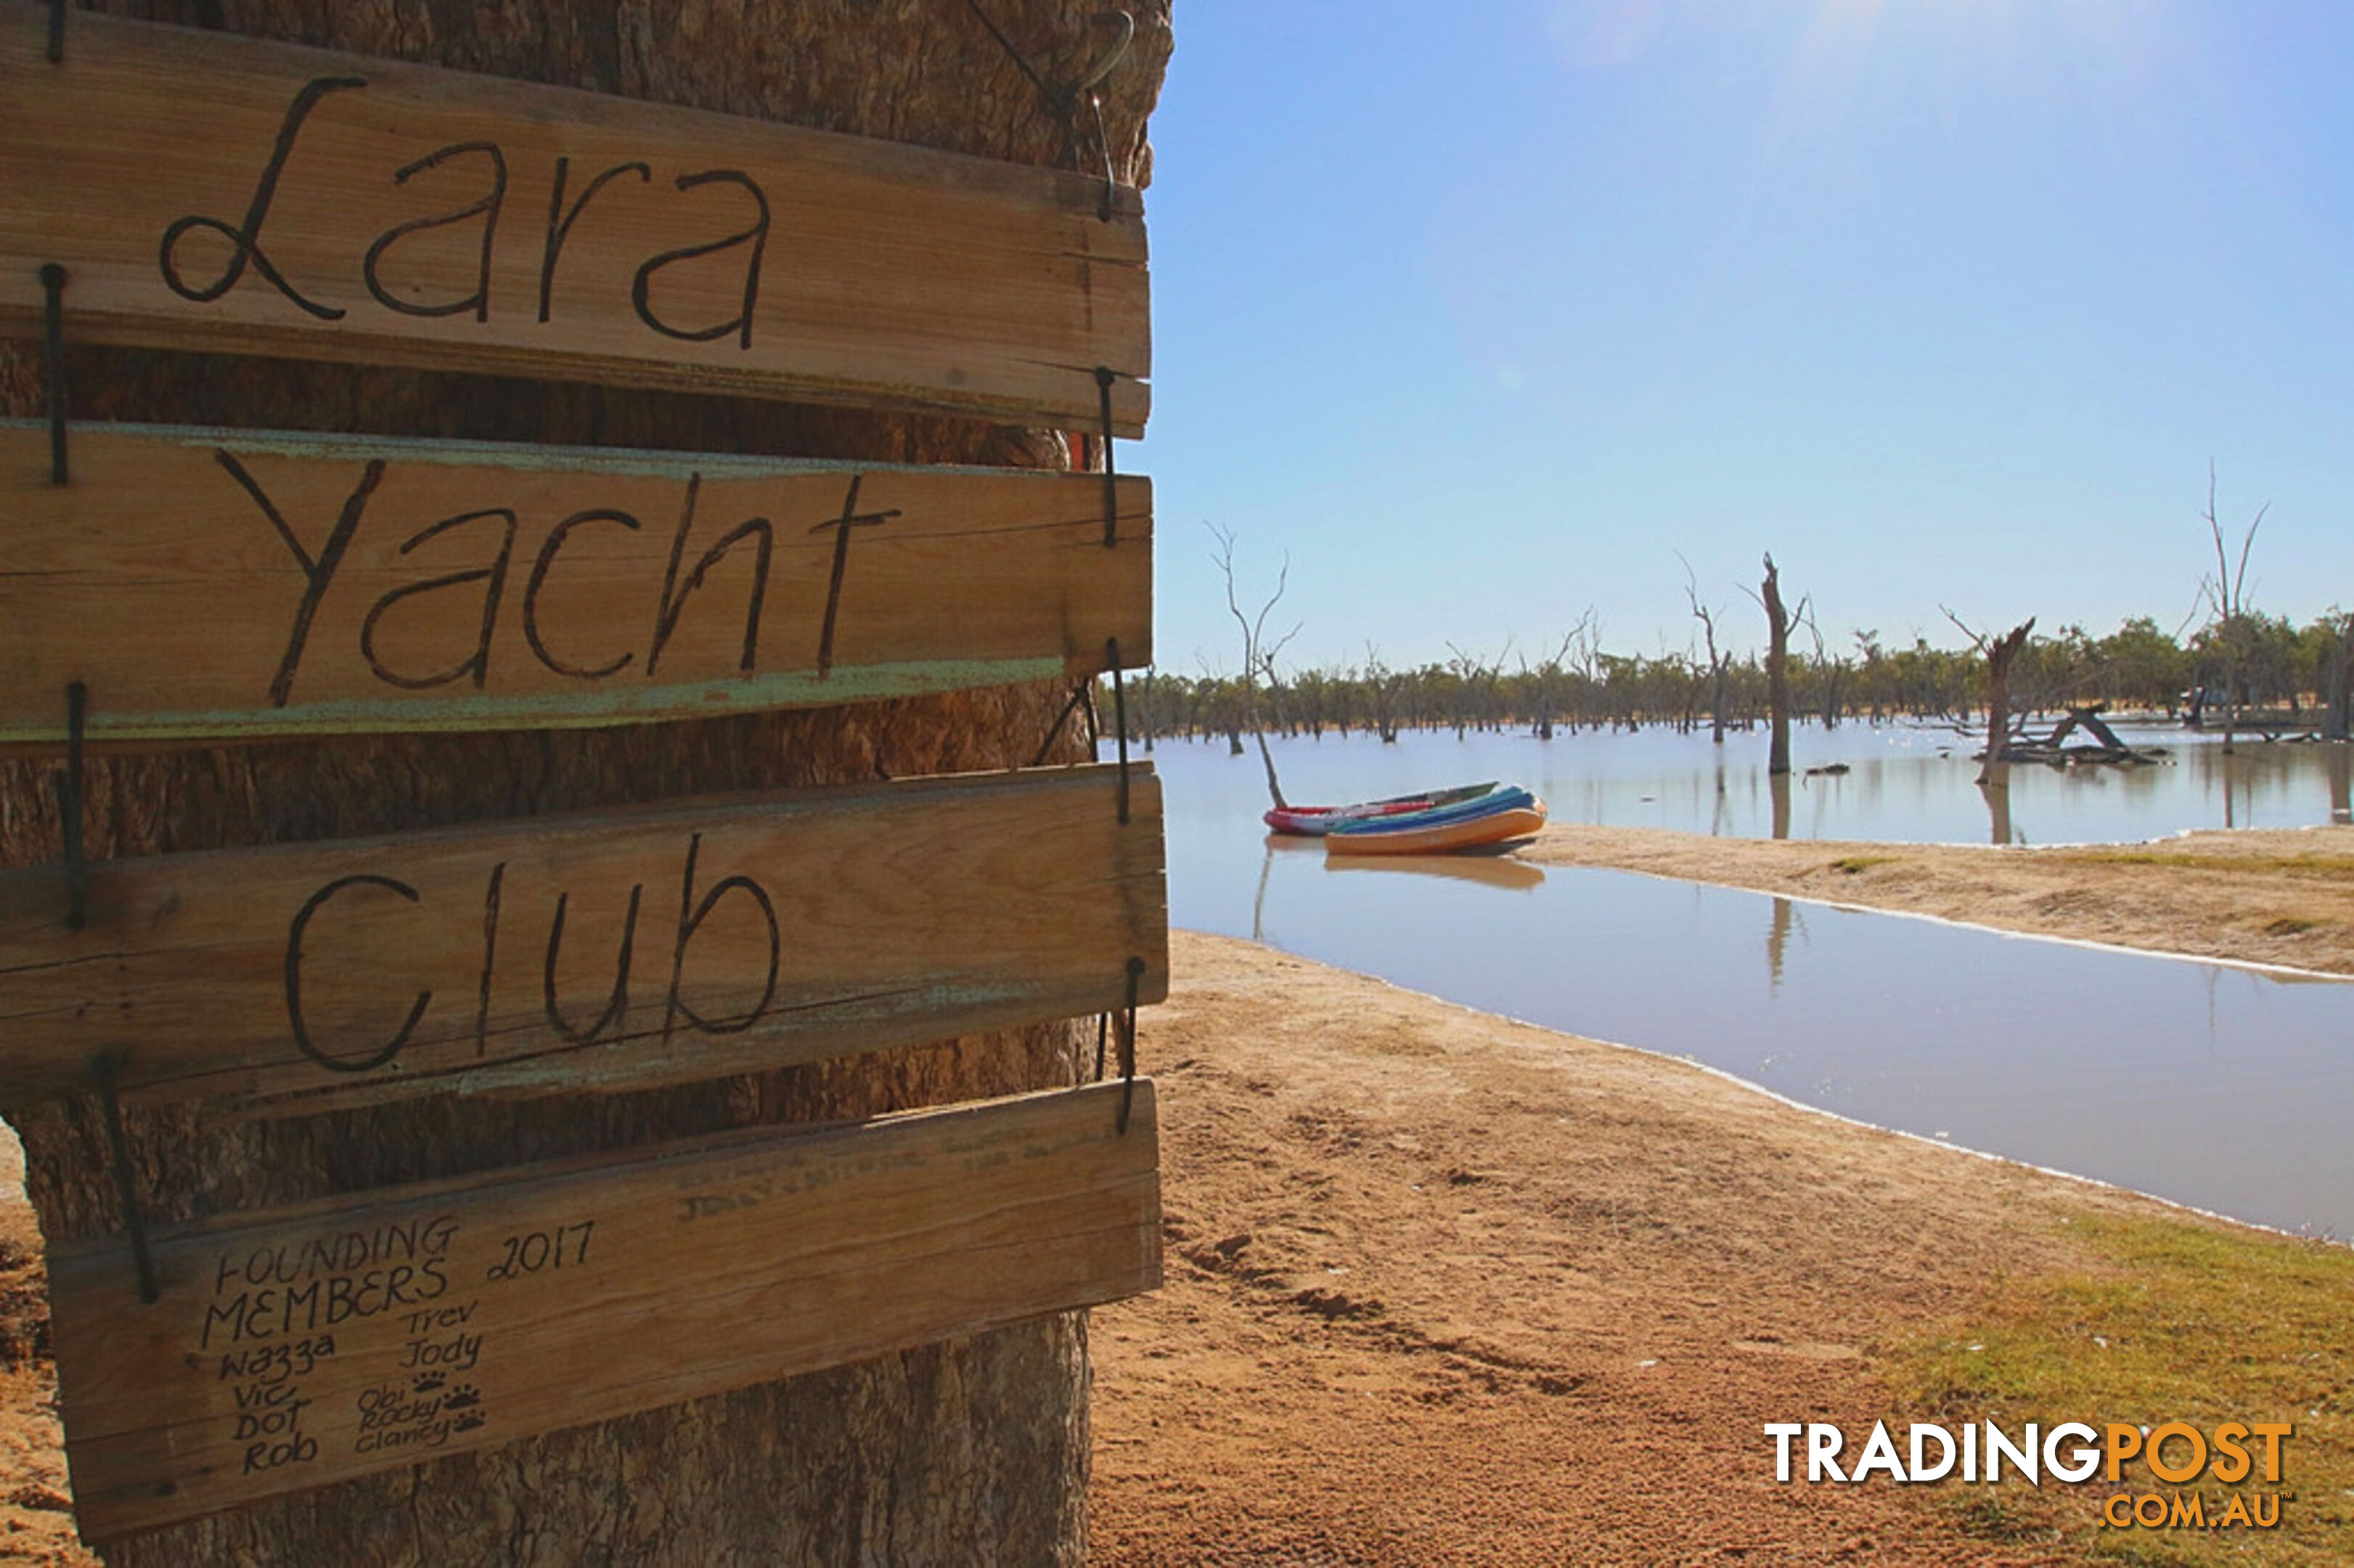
[1132,724,2354,1241]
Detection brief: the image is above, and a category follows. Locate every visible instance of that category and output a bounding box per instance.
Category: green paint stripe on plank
[14,657,1074,742]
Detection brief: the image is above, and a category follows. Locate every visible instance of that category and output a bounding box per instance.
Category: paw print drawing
[451,1410,488,1433]
[443,1384,482,1410]
[413,1373,447,1393]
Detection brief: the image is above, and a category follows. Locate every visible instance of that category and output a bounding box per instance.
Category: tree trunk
[1980,765,2017,844]
[1251,727,1287,809]
[2325,624,2351,743]
[3,3,1169,1563]
[1762,556,1791,776]
[1978,620,2035,786]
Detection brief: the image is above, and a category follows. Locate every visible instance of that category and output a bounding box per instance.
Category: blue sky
[1132,1,2352,675]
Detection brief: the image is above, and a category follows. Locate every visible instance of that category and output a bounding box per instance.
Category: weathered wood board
[0,9,1149,432]
[0,764,1166,1109]
[0,422,1151,743]
[49,1079,1161,1540]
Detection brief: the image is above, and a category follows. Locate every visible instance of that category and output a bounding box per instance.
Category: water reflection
[1254,835,1547,935]
[2329,745,2350,824]
[1323,851,1547,892]
[1979,763,2016,846]
[1227,849,2354,1240]
[1765,896,1798,991]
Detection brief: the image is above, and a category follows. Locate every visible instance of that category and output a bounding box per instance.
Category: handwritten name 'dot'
[46,1082,1161,1538]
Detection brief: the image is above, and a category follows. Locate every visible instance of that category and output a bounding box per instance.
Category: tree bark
[1979,619,2036,786]
[1762,555,1792,776]
[3,3,1168,1563]
[2325,622,2352,743]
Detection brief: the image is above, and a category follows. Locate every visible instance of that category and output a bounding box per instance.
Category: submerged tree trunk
[2,3,1169,1563]
[1980,764,2017,844]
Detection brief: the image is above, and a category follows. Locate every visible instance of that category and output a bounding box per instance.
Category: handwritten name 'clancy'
[222,452,899,707]
[160,75,769,346]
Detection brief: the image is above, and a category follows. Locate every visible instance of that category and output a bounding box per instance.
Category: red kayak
[1263,781,1498,836]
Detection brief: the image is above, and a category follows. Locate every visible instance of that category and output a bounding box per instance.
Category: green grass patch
[2067,851,2354,881]
[1882,1213,2353,1564]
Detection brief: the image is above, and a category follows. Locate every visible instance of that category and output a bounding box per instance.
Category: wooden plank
[0,422,1151,743]
[0,764,1166,1109]
[48,1079,1161,1540]
[0,9,1149,433]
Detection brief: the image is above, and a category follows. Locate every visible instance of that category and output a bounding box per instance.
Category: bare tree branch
[1206,520,1295,807]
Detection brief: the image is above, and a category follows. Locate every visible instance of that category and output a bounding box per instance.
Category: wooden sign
[0,9,1149,432]
[0,423,1151,743]
[0,764,1166,1109]
[48,1079,1161,1539]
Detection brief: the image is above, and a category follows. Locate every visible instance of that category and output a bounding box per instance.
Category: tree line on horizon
[1129,608,2354,749]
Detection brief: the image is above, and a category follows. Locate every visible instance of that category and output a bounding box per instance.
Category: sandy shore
[1521,822,2354,976]
[5,824,2347,1563]
[1085,823,2352,1563]
[1086,931,2289,1566]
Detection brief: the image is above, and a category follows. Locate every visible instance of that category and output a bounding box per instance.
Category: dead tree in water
[1524,619,1588,740]
[1751,554,1801,775]
[1946,610,2037,785]
[2024,705,2162,767]
[2198,465,2268,754]
[1679,556,1731,743]
[2324,611,2353,743]
[1210,523,1300,808]
[1363,642,1405,743]
[1445,638,1510,738]
[1805,618,1844,731]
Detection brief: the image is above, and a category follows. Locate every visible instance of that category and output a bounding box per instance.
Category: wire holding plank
[1116,955,1145,1133]
[93,1057,160,1305]
[1028,678,1097,769]
[1107,637,1131,823]
[41,264,69,485]
[1095,366,1122,546]
[56,682,89,931]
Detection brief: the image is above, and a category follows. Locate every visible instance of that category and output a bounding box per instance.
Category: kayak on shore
[1322,783,1548,857]
[1263,780,1498,836]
